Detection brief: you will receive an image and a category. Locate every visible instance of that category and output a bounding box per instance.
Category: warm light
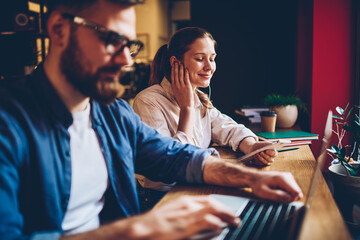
[28,1,47,13]
[36,37,50,63]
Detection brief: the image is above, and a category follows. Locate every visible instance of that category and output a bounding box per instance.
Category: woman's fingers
[172,62,179,86]
[178,62,184,87]
[171,61,175,83]
[172,61,187,87]
[254,150,277,165]
[184,68,191,87]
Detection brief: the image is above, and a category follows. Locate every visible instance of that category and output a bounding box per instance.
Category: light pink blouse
[133,78,257,191]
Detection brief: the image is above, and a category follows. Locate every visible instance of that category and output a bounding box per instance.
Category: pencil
[277,147,300,152]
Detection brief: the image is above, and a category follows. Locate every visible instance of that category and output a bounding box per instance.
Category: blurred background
[0,0,359,155]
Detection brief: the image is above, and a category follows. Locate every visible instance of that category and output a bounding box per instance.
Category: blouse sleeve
[209,107,257,152]
[133,94,197,145]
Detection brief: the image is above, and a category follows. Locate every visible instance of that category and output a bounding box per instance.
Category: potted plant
[264,94,307,128]
[327,104,360,230]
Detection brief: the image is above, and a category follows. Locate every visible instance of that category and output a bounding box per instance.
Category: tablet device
[236,140,289,163]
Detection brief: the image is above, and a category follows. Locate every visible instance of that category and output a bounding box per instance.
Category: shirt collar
[30,64,74,128]
[29,64,107,129]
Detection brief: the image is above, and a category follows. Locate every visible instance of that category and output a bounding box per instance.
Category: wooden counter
[156,145,352,239]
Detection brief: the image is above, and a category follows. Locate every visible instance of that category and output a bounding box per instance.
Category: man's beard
[60,30,126,105]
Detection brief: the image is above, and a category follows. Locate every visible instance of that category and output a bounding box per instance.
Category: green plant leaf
[342,160,358,176]
[355,114,360,123]
[331,145,340,152]
[340,147,347,158]
[264,94,307,111]
[345,107,354,121]
[330,145,344,159]
[355,116,360,126]
[336,106,344,115]
[343,125,352,131]
[332,115,343,120]
[332,103,360,171]
[344,164,357,176]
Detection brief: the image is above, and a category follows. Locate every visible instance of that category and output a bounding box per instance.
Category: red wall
[310,0,355,167]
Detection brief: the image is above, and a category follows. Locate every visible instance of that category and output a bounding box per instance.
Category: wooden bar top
[156,145,352,239]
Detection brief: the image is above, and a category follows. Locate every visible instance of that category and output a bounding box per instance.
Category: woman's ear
[170,56,178,66]
[46,11,70,49]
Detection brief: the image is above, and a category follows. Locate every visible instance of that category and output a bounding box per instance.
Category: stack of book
[256,131,318,147]
[235,106,269,123]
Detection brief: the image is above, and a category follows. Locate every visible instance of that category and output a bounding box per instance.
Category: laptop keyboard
[222,200,296,240]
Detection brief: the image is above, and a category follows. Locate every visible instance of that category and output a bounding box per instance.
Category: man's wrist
[126,219,152,239]
[112,215,154,240]
[203,156,260,187]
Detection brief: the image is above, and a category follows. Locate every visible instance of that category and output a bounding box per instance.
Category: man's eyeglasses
[62,13,144,58]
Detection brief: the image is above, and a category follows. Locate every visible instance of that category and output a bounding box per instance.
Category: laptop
[191,111,332,240]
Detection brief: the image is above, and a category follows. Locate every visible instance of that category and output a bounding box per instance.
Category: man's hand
[203,156,303,203]
[130,196,241,240]
[239,138,278,165]
[250,171,303,202]
[62,196,240,240]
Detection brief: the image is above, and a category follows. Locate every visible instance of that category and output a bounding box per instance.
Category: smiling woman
[132,27,278,211]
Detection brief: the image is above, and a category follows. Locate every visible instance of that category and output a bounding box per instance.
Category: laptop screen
[305,110,332,206]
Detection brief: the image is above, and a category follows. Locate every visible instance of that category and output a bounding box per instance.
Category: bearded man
[0,0,302,239]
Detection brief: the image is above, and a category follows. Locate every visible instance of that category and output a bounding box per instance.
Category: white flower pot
[271,105,298,128]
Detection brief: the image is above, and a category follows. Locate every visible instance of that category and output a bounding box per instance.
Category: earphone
[208,84,212,100]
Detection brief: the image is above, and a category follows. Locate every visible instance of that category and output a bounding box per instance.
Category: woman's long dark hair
[149,27,217,111]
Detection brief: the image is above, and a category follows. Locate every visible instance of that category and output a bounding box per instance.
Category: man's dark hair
[47,0,144,15]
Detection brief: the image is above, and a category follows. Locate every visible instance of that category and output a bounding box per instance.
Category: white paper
[236,140,290,162]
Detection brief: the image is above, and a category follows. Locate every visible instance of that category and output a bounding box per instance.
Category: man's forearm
[202,155,260,187]
[202,156,303,203]
[60,216,152,240]
[60,195,241,240]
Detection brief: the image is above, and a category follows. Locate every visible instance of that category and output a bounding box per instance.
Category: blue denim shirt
[0,65,216,240]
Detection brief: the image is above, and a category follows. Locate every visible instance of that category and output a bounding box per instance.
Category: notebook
[256,131,319,142]
[191,111,332,240]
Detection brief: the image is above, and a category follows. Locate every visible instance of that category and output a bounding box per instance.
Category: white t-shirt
[62,104,109,235]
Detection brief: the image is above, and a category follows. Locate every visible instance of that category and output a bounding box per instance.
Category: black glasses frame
[62,13,144,58]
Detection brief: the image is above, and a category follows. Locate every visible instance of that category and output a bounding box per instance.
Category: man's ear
[46,11,70,48]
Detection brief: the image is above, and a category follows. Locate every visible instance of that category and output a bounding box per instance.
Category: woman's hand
[250,141,278,165]
[171,61,195,138]
[239,138,278,165]
[171,61,194,109]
